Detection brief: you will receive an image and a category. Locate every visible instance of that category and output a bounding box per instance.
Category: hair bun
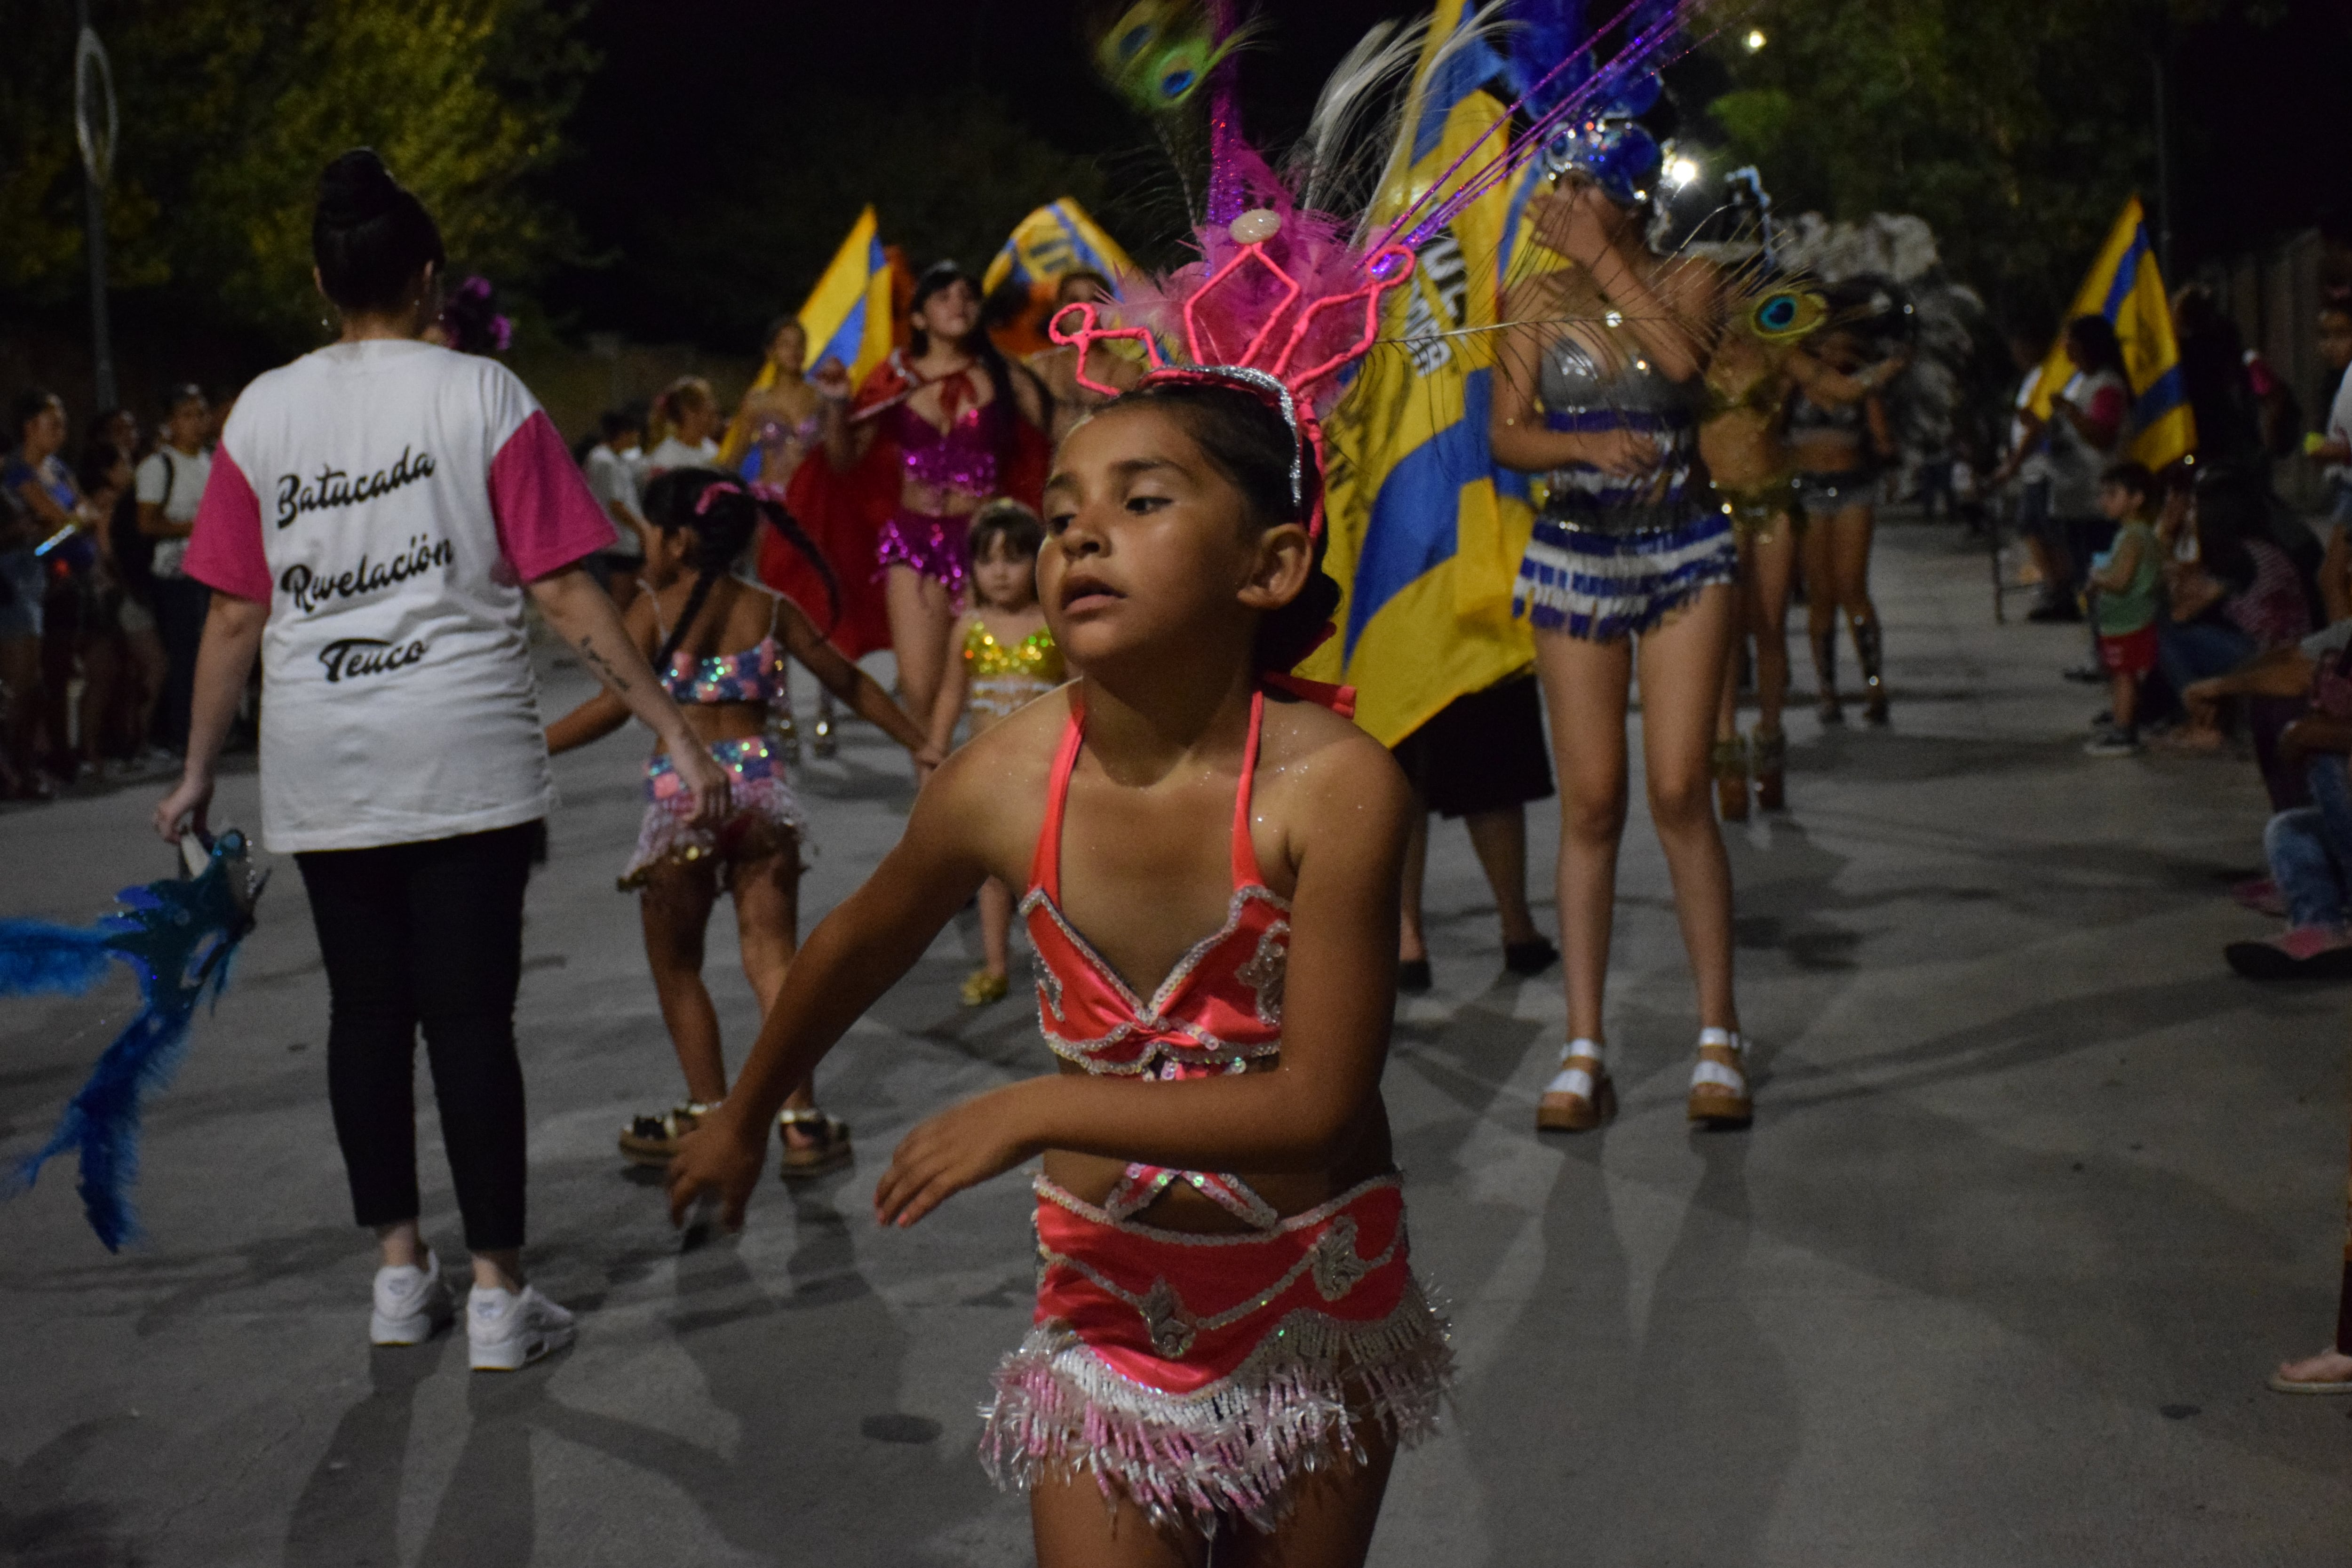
[316,149,404,230]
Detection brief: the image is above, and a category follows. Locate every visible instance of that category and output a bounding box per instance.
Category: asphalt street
[3,520,2349,1566]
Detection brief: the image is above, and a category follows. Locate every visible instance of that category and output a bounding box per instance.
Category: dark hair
[14,387,60,438]
[763,315,805,355]
[911,261,1038,474]
[313,149,445,316]
[77,438,126,496]
[1101,377,1339,674]
[2064,313,2125,376]
[639,467,838,671]
[1056,269,1112,301]
[599,406,643,443]
[2099,460,2155,507]
[159,382,206,416]
[967,497,1044,567]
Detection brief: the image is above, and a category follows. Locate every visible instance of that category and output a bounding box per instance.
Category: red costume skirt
[979,1173,1452,1535]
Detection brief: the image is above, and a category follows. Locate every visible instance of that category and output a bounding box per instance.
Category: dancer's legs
[1802,511,1838,708]
[1398,800,1430,963]
[1828,502,1882,663]
[1535,629,1633,1043]
[1747,518,1797,737]
[636,858,727,1105]
[977,876,1017,978]
[885,564,955,725]
[1635,588,1741,1032]
[731,844,826,1130]
[1027,1422,1396,1568]
[1463,805,1541,947]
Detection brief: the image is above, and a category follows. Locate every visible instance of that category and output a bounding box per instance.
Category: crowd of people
[0,382,228,797]
[0,90,2332,1554]
[1984,286,2352,1015]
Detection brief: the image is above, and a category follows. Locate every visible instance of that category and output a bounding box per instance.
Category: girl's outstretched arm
[777,596,943,765]
[545,590,658,753]
[874,715,1411,1227]
[665,744,1001,1227]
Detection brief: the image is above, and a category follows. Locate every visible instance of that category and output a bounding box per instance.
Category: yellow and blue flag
[2028,195,2196,471]
[981,199,1136,299]
[1300,0,1534,747]
[723,205,896,470]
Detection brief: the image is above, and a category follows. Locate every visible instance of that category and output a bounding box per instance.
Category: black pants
[150,576,210,751]
[296,822,540,1251]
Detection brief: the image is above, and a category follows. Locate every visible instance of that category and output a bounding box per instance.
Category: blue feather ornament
[5,832,268,1250]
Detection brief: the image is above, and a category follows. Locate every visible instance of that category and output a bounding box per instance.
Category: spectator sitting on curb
[2188,618,2352,977]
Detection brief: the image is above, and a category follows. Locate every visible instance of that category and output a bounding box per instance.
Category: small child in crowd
[925,499,1065,1005]
[2084,462,2162,757]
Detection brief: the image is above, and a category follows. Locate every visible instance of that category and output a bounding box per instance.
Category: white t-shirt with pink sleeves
[184,338,617,853]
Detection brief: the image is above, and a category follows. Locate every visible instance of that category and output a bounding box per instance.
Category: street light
[1743,28,1767,52]
[73,8,118,411]
[1665,156,1701,191]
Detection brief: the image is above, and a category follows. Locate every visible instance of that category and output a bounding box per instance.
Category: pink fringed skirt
[980,1173,1452,1536]
[618,736,807,891]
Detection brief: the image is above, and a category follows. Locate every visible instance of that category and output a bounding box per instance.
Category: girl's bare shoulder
[1257,696,1409,812]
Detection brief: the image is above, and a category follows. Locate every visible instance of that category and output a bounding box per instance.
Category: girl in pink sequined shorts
[810,262,1049,732]
[667,374,1452,1563]
[547,469,937,1181]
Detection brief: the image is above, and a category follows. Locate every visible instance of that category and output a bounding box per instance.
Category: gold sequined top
[964,620,1065,721]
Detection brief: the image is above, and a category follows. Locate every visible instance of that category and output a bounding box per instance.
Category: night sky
[543,0,2344,347]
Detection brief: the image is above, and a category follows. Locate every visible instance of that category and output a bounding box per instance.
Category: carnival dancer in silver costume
[1493,133,1751,1135]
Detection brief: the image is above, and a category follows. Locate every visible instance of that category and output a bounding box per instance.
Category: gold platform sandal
[618,1101,717,1167]
[1537,1039,1615,1132]
[1687,1027,1753,1129]
[777,1107,854,1179]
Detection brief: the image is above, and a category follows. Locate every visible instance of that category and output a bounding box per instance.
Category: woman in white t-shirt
[154,149,729,1373]
[641,376,723,476]
[135,383,215,752]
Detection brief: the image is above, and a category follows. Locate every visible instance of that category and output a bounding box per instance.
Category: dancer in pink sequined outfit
[813,261,1049,729]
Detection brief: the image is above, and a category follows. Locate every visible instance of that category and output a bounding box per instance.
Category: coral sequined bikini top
[1021,689,1293,1228]
[1022,689,1290,1076]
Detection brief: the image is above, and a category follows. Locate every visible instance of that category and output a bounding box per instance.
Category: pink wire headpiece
[1047,206,1414,545]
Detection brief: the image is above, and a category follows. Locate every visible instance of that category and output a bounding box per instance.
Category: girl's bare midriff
[1044,1063,1396,1235]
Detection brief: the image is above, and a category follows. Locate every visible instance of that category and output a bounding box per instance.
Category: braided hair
[1099,378,1340,675]
[639,467,839,673]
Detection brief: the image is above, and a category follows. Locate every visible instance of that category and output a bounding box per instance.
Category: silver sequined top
[1535,333,1707,535]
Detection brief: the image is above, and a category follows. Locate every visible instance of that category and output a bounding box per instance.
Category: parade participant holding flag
[153,149,729,1372]
[813,262,1049,731]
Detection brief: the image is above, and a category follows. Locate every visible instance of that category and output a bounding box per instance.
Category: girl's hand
[666,740,734,828]
[809,358,852,402]
[666,1106,770,1231]
[1528,180,1615,268]
[873,1087,1037,1228]
[913,740,947,772]
[154,770,214,844]
[1581,429,1661,475]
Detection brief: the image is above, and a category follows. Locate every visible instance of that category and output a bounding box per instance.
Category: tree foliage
[0,0,590,347]
[1704,0,2208,324]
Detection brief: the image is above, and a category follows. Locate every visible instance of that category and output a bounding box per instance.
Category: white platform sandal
[1537,1038,1615,1132]
[1687,1027,1753,1128]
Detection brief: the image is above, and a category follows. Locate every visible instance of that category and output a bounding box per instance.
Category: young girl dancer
[546,469,938,1178]
[666,360,1453,1557]
[924,499,1065,1006]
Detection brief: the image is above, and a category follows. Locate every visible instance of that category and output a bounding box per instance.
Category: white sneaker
[467,1283,576,1371]
[370,1252,454,1345]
